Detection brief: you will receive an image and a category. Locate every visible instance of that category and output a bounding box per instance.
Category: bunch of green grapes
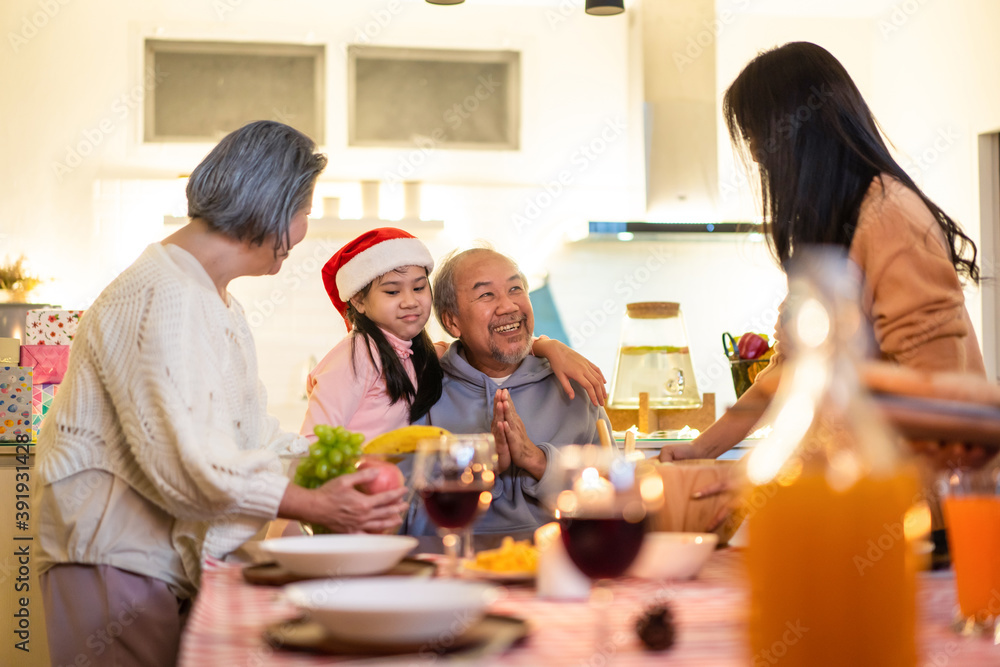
[293,425,366,489]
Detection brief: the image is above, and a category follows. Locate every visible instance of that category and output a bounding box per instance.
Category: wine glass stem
[441,530,460,577]
[591,579,614,662]
[461,526,474,561]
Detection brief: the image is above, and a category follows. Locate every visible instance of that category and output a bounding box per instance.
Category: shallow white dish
[259,534,418,578]
[628,532,718,580]
[284,577,498,644]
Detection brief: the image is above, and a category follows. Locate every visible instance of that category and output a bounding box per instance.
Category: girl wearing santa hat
[300,227,605,444]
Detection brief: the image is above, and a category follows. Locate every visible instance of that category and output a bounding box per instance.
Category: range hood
[635,0,720,222]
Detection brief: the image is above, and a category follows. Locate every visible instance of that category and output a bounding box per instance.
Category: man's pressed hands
[492,388,547,480]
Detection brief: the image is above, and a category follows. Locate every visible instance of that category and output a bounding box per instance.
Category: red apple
[355,457,404,495]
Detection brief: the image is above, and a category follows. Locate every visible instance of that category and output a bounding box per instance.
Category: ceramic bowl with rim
[258,534,418,578]
[627,532,718,580]
[284,577,498,644]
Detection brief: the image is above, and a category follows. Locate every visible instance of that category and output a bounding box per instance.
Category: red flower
[48,315,56,322]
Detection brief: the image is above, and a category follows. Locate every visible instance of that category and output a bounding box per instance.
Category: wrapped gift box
[0,337,19,364]
[0,366,32,442]
[26,309,84,345]
[20,344,70,384]
[31,382,58,432]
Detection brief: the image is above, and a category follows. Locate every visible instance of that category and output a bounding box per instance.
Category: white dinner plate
[284,577,498,644]
[259,534,417,578]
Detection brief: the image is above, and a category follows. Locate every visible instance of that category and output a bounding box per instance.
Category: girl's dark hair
[345,273,443,423]
[723,41,978,284]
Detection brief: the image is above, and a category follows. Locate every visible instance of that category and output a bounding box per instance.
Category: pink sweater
[300,329,418,443]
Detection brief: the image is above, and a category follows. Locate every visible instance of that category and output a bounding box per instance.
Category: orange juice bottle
[942,494,1000,621]
[743,250,918,667]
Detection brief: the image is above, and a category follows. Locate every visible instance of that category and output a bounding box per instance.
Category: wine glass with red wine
[412,434,497,575]
[548,445,658,657]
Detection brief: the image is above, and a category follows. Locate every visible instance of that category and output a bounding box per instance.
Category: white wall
[1,0,635,303]
[3,0,997,432]
[867,0,1000,369]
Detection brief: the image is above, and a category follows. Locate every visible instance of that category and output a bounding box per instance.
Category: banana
[363,425,451,455]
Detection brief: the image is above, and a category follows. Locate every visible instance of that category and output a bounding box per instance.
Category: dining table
[177,543,997,666]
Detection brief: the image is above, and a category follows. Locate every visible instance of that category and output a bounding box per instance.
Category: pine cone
[635,603,676,651]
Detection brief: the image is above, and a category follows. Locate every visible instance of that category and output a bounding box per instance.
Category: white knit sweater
[37,243,306,592]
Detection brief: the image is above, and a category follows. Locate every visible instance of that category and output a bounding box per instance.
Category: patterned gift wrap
[19,344,70,384]
[25,309,84,345]
[0,366,32,441]
[31,382,59,432]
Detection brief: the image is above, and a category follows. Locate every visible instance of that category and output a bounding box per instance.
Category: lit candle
[534,522,590,600]
[571,466,615,515]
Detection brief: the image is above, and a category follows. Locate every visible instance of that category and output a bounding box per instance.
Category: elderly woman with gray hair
[36,121,408,666]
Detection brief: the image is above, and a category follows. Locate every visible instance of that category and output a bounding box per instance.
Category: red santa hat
[322,227,435,329]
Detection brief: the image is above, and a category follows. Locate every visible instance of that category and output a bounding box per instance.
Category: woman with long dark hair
[661,41,984,462]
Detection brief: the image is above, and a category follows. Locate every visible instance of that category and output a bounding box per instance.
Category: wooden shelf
[163,216,444,238]
[605,393,716,432]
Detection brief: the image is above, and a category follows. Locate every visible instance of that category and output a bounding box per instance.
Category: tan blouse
[760,174,985,377]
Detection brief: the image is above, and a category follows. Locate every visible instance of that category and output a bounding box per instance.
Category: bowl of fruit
[723,331,775,398]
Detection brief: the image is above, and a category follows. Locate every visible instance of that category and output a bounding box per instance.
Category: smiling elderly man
[402,247,612,536]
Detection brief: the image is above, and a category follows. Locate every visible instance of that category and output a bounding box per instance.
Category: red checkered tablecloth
[178,550,997,666]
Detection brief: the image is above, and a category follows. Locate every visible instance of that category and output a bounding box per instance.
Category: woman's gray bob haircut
[432,245,528,333]
[186,120,328,256]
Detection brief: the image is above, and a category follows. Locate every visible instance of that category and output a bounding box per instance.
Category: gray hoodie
[402,341,611,536]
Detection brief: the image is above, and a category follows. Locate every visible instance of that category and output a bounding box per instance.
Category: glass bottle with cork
[743,249,919,666]
[608,302,702,410]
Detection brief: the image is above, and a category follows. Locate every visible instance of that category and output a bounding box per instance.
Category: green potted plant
[0,255,42,303]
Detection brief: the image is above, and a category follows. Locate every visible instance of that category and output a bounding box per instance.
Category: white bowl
[284,577,498,644]
[627,532,718,580]
[258,534,417,578]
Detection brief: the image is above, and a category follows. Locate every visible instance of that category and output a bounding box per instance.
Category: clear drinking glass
[546,445,659,657]
[940,465,1000,641]
[412,433,497,576]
